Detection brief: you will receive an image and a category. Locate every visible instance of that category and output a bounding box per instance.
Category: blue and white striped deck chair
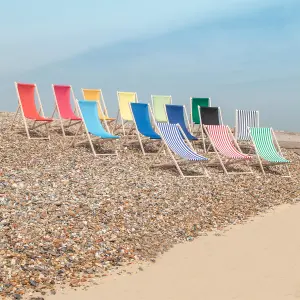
[235,110,259,142]
[71,100,120,157]
[151,122,209,177]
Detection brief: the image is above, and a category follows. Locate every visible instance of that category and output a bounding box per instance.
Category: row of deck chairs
[11,82,291,178]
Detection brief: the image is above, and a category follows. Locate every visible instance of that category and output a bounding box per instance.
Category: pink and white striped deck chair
[204,125,253,175]
[51,84,82,138]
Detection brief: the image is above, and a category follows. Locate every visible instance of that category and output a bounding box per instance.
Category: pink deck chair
[204,125,253,175]
[11,82,53,139]
[52,84,81,137]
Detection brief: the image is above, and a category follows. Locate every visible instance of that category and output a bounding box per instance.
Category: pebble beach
[1,111,300,299]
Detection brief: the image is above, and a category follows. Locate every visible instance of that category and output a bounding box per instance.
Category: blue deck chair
[130,103,161,155]
[71,100,119,156]
[150,122,209,177]
[165,104,197,141]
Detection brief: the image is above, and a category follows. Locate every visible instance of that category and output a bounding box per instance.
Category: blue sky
[1,0,300,131]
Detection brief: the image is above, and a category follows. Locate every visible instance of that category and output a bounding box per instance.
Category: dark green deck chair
[190,97,211,125]
[249,127,290,176]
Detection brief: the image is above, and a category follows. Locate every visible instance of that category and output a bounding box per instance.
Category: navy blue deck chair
[165,104,197,141]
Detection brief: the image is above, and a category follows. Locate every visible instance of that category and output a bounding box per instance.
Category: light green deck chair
[151,95,172,122]
[249,127,290,176]
[190,97,211,125]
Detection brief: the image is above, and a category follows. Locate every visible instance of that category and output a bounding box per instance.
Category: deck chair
[151,95,172,122]
[81,88,115,126]
[235,110,259,142]
[114,91,138,136]
[249,127,290,177]
[190,97,211,132]
[198,106,223,151]
[203,125,253,175]
[150,122,209,178]
[129,103,161,155]
[11,82,53,139]
[71,100,119,157]
[165,104,197,141]
[52,84,82,138]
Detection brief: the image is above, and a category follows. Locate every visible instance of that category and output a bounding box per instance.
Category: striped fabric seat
[236,110,259,141]
[165,104,197,140]
[249,128,289,163]
[205,125,251,159]
[157,123,207,161]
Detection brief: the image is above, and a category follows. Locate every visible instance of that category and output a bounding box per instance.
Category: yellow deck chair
[81,88,115,123]
[114,91,138,135]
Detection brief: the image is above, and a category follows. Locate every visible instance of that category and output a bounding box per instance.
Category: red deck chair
[51,84,82,137]
[204,125,253,175]
[11,82,53,139]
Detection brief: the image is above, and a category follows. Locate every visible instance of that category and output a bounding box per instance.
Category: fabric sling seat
[199,106,222,125]
[131,103,160,139]
[151,95,172,122]
[52,84,82,138]
[71,100,119,157]
[11,82,53,139]
[114,91,138,135]
[249,127,290,176]
[235,110,259,141]
[165,104,197,141]
[129,103,161,155]
[150,122,209,178]
[81,88,115,122]
[197,106,223,152]
[190,97,211,125]
[204,125,253,175]
[53,85,81,120]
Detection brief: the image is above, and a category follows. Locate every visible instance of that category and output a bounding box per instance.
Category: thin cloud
[0,0,294,74]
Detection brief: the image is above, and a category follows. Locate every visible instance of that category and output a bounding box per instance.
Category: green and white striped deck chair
[249,127,291,176]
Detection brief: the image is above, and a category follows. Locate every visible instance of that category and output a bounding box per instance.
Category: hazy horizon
[1,0,299,132]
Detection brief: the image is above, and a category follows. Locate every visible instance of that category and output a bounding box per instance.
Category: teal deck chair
[71,100,119,157]
[249,127,290,176]
[151,95,172,122]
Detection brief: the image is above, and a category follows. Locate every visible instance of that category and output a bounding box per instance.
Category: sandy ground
[276,131,300,155]
[44,202,300,300]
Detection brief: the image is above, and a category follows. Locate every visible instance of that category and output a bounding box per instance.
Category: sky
[0,0,299,131]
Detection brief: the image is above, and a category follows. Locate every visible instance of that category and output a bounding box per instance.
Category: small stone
[0,111,299,299]
[29,280,38,287]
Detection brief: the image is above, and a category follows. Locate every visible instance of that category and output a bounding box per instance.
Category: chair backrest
[200,107,221,125]
[117,92,137,121]
[156,123,207,161]
[249,127,289,163]
[191,97,211,124]
[152,95,172,122]
[236,110,259,141]
[53,85,78,119]
[82,88,108,119]
[131,103,160,139]
[15,83,42,120]
[165,104,196,140]
[77,100,114,139]
[205,125,251,159]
